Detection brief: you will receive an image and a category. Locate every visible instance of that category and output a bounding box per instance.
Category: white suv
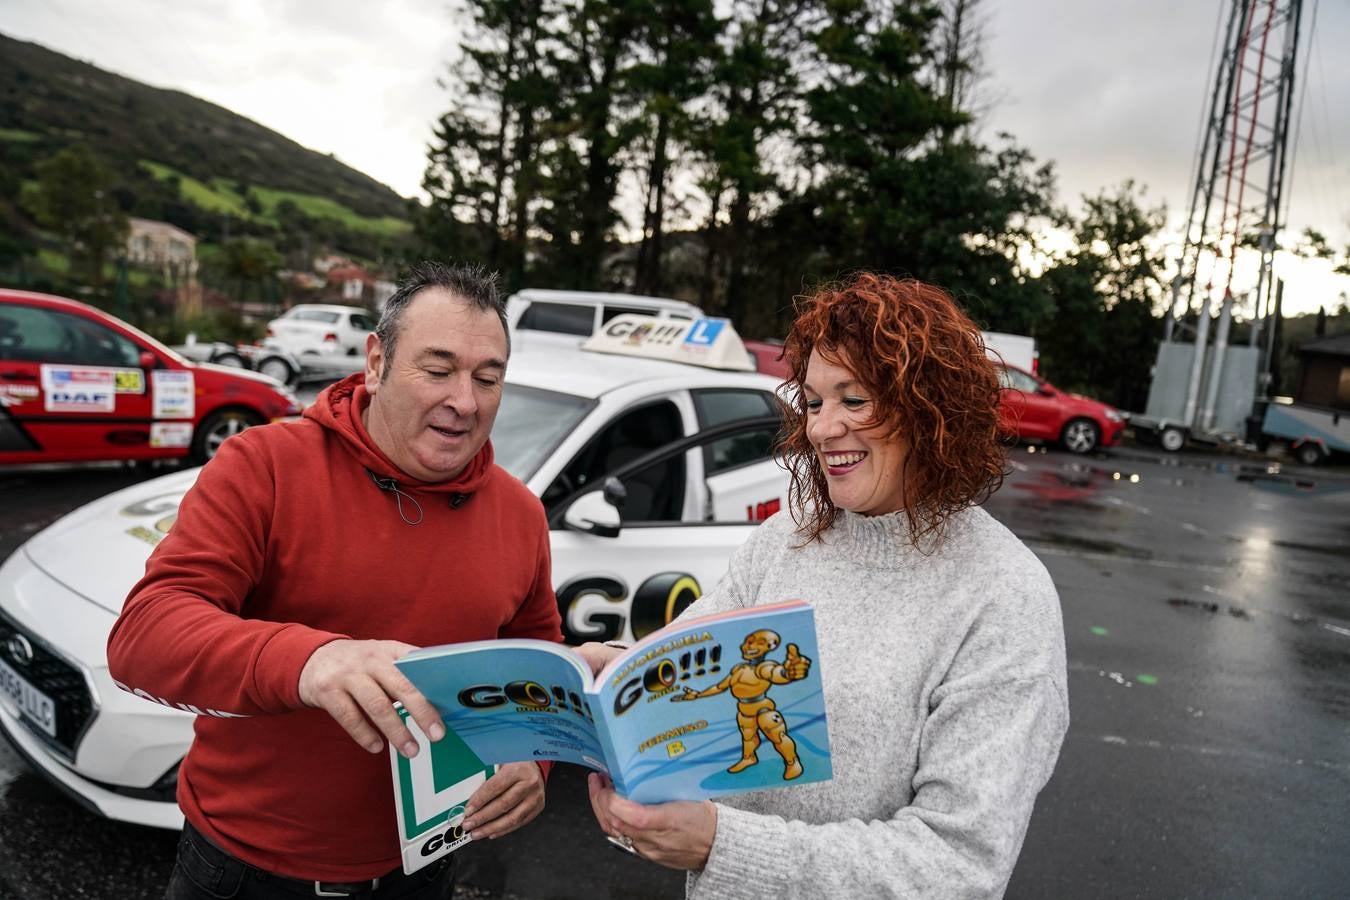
[265,304,375,357]
[506,289,704,350]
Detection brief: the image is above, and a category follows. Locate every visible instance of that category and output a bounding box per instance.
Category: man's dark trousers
[165,820,457,899]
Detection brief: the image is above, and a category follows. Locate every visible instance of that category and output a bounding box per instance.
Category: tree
[202,238,283,311]
[933,0,992,144]
[694,0,822,320]
[627,0,721,295]
[538,0,648,288]
[25,145,128,289]
[799,2,1053,330]
[1037,181,1168,409]
[421,0,559,288]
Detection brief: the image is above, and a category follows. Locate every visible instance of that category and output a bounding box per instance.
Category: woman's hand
[588,772,717,871]
[574,642,625,676]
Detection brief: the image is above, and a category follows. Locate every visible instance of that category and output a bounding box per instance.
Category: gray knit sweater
[681,505,1067,900]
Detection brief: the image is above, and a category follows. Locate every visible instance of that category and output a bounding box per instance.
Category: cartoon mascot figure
[672,629,811,780]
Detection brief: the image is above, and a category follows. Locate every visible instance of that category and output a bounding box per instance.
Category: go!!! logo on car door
[555,572,701,644]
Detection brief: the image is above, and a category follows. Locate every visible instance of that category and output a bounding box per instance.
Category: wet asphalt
[1,441,1347,899]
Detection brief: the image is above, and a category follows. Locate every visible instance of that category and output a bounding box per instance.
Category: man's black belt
[181,820,454,896]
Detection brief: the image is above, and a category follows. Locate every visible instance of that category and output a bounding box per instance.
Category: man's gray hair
[374,261,509,375]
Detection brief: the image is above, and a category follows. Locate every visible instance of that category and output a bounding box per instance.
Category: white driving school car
[0,315,789,828]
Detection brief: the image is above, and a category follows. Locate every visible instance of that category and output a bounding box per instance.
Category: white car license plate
[0,657,56,737]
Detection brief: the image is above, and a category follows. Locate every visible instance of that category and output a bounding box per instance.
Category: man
[108,261,561,898]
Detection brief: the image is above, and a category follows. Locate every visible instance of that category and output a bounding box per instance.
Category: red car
[0,290,300,465]
[744,338,790,379]
[998,364,1126,454]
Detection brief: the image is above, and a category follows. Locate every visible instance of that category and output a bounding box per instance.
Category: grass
[138,160,411,236]
[249,186,412,236]
[0,127,41,142]
[36,248,70,273]
[139,160,252,217]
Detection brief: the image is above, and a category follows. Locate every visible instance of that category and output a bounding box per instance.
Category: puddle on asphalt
[1037,531,1153,559]
[1166,597,1251,618]
[1235,466,1350,497]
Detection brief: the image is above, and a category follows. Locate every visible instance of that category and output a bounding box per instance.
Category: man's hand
[670,687,699,702]
[297,639,443,758]
[462,762,547,840]
[784,643,811,681]
[588,772,717,870]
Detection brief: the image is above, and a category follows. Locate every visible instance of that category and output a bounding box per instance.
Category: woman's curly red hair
[779,272,1006,548]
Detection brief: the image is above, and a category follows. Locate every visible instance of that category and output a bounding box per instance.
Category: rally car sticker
[0,383,39,408]
[149,422,192,449]
[151,370,194,419]
[114,369,145,394]
[40,366,116,413]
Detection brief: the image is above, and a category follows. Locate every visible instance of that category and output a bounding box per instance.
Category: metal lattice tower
[1164,0,1305,424]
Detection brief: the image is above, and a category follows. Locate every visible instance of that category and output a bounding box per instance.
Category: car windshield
[492,383,594,481]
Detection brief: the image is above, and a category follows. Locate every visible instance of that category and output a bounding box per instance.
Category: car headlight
[1105,409,1125,422]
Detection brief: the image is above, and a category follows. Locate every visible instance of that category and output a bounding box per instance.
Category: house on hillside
[323,265,394,309]
[327,264,374,304]
[126,217,200,313]
[313,254,351,275]
[127,217,197,272]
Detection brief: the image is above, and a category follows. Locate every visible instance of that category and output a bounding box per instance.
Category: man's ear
[364,332,384,395]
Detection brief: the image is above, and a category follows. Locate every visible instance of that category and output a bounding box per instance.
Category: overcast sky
[3,0,1347,316]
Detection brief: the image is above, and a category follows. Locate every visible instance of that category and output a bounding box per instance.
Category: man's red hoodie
[107,374,561,881]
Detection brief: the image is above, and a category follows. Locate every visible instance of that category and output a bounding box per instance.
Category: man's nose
[443,373,478,416]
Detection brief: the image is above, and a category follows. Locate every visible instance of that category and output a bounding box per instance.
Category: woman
[584,273,1068,899]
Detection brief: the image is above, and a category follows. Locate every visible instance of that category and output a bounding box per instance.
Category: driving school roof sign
[582,314,754,371]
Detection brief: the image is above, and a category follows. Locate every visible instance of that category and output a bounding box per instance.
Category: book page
[596,601,832,803]
[397,640,610,772]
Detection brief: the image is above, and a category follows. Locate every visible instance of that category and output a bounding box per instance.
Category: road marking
[1028,545,1228,573]
[1101,496,1153,515]
[1076,732,1350,773]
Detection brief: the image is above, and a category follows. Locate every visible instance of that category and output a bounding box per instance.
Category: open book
[395,600,831,804]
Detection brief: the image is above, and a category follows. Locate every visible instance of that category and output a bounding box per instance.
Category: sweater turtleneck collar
[824,506,975,568]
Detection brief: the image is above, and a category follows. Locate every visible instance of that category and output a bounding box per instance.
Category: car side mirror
[138,351,157,370]
[1036,386,1055,397]
[563,484,624,538]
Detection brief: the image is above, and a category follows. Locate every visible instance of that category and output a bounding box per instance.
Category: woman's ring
[607,833,638,854]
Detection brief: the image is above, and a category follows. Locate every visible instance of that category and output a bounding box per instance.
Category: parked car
[744,338,789,379]
[0,290,300,465]
[0,317,788,828]
[171,338,302,387]
[265,304,375,357]
[506,289,703,346]
[998,364,1126,454]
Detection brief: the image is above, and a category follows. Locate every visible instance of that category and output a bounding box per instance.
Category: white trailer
[981,331,1038,373]
[1261,400,1350,465]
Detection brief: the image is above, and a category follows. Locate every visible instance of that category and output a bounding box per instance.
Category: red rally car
[0,290,300,465]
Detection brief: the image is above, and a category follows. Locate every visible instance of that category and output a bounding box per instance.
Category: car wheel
[214,352,245,367]
[1294,442,1324,466]
[258,356,295,385]
[191,408,263,463]
[1159,426,1186,453]
[1061,418,1100,454]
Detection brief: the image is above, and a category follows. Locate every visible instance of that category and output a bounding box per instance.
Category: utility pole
[1160,0,1305,438]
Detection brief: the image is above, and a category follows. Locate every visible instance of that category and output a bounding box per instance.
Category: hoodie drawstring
[365,469,425,526]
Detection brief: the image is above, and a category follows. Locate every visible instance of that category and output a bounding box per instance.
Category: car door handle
[0,370,37,381]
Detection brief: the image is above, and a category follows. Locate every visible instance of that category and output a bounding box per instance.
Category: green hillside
[0,32,411,232]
